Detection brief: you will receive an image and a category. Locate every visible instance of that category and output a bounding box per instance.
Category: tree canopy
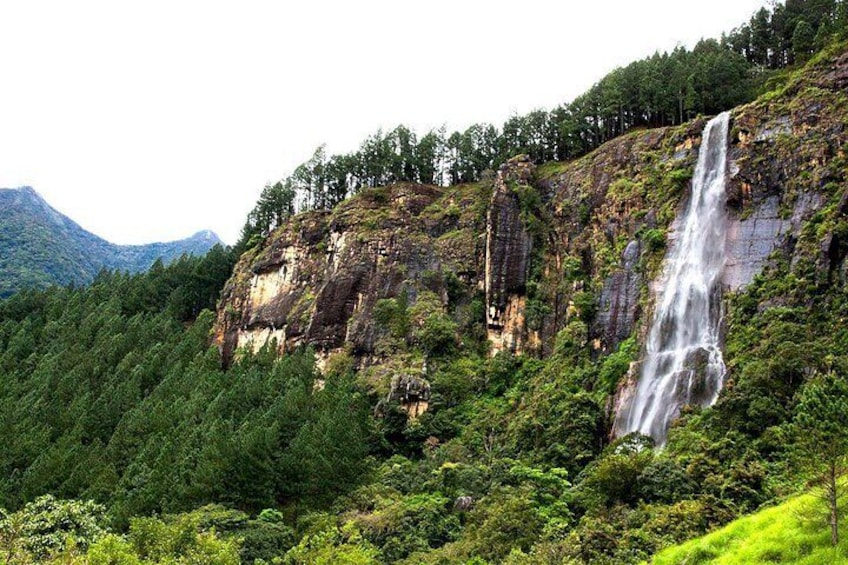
[238,0,848,249]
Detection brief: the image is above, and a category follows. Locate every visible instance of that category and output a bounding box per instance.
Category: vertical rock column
[485,156,535,354]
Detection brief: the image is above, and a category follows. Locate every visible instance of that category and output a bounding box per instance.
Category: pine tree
[792,19,817,62]
[792,371,848,545]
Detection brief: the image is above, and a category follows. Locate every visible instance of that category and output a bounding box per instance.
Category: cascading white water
[614,112,730,445]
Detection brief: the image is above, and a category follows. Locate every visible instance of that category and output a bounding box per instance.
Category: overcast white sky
[0,0,770,245]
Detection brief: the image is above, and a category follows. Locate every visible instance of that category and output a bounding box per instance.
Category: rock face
[485,156,534,354]
[535,121,706,355]
[723,196,790,289]
[217,211,329,360]
[215,157,545,367]
[608,49,848,435]
[387,372,432,418]
[216,45,848,432]
[721,48,848,290]
[214,182,487,365]
[213,121,737,366]
[595,240,642,351]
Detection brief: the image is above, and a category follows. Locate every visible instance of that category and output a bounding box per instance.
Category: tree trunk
[830,462,839,546]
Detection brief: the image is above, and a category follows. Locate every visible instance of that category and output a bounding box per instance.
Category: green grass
[651,491,848,564]
[534,160,572,180]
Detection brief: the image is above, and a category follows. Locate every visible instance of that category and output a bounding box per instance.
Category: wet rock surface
[723,196,791,290]
[595,240,642,353]
[537,121,705,354]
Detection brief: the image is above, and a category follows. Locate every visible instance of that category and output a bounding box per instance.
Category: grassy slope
[651,491,848,564]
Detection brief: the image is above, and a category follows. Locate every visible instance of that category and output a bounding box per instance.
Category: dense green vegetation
[653,489,848,564]
[0,496,243,564]
[3,221,846,563]
[1,2,847,563]
[3,161,848,564]
[0,187,222,298]
[0,250,370,489]
[723,0,848,67]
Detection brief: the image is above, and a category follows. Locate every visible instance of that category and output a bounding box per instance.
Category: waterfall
[614,112,730,445]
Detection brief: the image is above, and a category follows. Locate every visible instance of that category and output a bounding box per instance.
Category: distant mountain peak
[1,185,69,229]
[190,230,223,243]
[2,186,43,201]
[2,185,42,199]
[0,187,224,298]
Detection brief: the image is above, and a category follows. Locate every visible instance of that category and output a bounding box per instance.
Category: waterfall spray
[614,112,730,445]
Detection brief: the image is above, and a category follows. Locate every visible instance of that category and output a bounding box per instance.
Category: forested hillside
[0,186,222,298]
[0,2,847,564]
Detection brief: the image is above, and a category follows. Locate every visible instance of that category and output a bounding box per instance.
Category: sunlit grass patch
[652,490,848,564]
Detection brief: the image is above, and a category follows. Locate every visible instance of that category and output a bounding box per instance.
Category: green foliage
[641,228,667,253]
[576,438,655,510]
[87,535,143,565]
[406,291,458,357]
[792,371,848,545]
[238,179,297,249]
[0,495,108,561]
[506,385,605,476]
[430,357,480,407]
[239,509,296,563]
[82,509,241,565]
[597,337,637,394]
[723,0,846,68]
[345,492,461,562]
[524,298,551,332]
[373,295,411,340]
[552,320,589,364]
[2,6,847,565]
[571,291,597,324]
[793,19,817,62]
[792,372,848,476]
[463,486,545,562]
[282,523,380,565]
[654,489,848,564]
[417,313,458,357]
[509,179,545,237]
[0,188,225,299]
[234,2,848,221]
[0,257,375,526]
[125,513,239,565]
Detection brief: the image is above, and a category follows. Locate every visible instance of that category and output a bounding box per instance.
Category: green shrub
[418,313,458,356]
[642,228,667,252]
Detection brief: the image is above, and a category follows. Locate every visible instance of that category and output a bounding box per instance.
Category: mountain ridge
[0,185,223,297]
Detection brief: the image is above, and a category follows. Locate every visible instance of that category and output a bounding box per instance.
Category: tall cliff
[215,44,848,420]
[214,182,486,364]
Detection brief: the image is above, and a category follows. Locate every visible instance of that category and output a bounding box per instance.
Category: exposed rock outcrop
[536,121,705,354]
[214,183,487,366]
[723,50,848,289]
[485,156,535,354]
[215,45,848,425]
[387,372,432,418]
[595,240,642,351]
[609,55,848,433]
